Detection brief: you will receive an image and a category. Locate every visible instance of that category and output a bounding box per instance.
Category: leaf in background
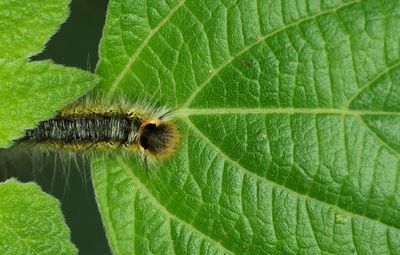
[0,0,98,148]
[0,0,69,59]
[0,179,77,254]
[0,59,97,147]
[94,0,400,254]
[0,0,97,254]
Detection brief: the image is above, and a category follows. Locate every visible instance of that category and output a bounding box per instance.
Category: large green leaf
[93,0,400,254]
[0,0,69,59]
[0,179,76,254]
[0,59,97,147]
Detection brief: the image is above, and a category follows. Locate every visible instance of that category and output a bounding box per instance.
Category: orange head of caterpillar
[137,119,180,159]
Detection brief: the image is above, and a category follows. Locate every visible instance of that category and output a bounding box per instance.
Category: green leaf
[0,0,69,58]
[0,179,77,254]
[93,0,400,254]
[0,59,97,148]
[0,0,98,148]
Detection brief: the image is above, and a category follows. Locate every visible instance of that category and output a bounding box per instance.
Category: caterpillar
[17,98,180,163]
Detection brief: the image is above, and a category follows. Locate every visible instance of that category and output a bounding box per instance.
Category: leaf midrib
[175,108,400,116]
[178,107,400,157]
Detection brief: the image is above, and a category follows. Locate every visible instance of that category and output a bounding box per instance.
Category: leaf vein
[106,0,187,98]
[184,118,400,230]
[0,218,35,254]
[357,116,399,157]
[182,0,361,108]
[351,219,359,255]
[104,170,122,255]
[344,61,400,108]
[304,201,323,253]
[117,158,235,255]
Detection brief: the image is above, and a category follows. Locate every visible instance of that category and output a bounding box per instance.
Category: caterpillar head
[138,120,180,159]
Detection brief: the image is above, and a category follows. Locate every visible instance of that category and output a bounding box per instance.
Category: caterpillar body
[18,99,180,162]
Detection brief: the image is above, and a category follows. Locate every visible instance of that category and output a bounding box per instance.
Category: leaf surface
[93,0,400,254]
[0,179,77,254]
[0,0,69,58]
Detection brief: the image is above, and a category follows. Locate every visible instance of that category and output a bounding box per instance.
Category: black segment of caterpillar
[17,101,180,161]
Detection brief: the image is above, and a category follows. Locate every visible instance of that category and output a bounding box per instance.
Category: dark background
[0,0,111,254]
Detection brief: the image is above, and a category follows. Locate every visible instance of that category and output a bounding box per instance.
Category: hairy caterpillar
[17,98,180,164]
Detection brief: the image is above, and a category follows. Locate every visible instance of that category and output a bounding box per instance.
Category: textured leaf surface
[0,0,69,58]
[0,179,76,254]
[93,0,400,254]
[0,59,97,147]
